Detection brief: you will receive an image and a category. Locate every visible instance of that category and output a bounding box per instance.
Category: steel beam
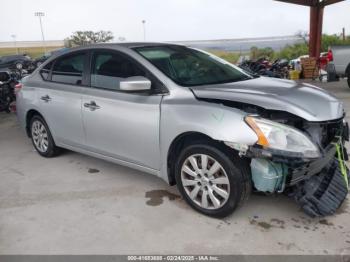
[275,0,344,6]
[321,0,344,7]
[275,0,315,6]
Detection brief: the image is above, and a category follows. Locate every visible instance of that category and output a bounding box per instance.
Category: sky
[1,0,349,42]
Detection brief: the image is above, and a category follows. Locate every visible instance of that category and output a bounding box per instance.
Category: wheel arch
[166,131,233,186]
[346,63,350,75]
[25,109,45,137]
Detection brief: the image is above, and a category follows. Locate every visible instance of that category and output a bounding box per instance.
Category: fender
[159,96,258,183]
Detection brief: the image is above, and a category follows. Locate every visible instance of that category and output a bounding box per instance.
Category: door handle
[40,95,51,102]
[84,101,100,111]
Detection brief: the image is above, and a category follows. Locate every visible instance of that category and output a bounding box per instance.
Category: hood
[190,77,343,122]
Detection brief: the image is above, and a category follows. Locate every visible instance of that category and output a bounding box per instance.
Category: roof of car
[70,42,185,50]
[115,42,184,48]
[43,42,187,62]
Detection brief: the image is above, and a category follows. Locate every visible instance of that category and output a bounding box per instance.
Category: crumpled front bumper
[294,158,349,217]
[286,143,337,186]
[247,143,338,186]
[247,136,349,217]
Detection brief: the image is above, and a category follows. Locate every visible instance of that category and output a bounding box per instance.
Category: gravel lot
[0,79,349,255]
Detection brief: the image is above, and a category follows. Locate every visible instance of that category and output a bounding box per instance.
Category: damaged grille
[304,118,344,149]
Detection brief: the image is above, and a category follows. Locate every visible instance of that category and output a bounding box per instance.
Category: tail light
[14,83,22,95]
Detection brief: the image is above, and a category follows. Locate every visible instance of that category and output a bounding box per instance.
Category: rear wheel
[347,70,350,88]
[175,142,251,218]
[30,115,60,157]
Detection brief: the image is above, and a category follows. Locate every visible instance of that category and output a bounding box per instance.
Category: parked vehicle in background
[0,71,18,113]
[0,54,32,71]
[328,46,350,87]
[16,43,349,218]
[33,48,69,68]
[33,54,51,68]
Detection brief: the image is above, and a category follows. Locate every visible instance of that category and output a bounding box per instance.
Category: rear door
[38,51,88,148]
[82,50,164,170]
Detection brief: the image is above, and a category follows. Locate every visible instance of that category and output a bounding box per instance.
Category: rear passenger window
[52,53,85,85]
[40,62,52,80]
[91,52,145,91]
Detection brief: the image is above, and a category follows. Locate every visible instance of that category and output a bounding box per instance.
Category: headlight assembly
[245,116,320,158]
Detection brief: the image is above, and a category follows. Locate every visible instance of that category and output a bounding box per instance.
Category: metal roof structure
[276,0,344,7]
[275,0,345,58]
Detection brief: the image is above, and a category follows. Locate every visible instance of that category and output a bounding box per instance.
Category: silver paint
[16,43,344,184]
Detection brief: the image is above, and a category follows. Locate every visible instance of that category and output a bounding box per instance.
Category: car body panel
[158,89,258,182]
[330,45,350,75]
[38,82,86,148]
[191,77,343,122]
[81,87,162,170]
[17,75,86,148]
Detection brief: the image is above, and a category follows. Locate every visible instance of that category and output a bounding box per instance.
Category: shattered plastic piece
[294,159,349,217]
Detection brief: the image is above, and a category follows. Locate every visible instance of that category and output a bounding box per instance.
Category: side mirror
[120,76,151,91]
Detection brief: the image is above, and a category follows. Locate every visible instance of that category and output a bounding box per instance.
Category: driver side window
[91,51,146,91]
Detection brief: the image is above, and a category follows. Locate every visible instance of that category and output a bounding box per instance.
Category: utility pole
[343,27,346,41]
[142,20,146,41]
[11,34,18,54]
[34,12,46,54]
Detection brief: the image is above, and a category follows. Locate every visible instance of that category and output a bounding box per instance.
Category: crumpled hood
[190,77,344,122]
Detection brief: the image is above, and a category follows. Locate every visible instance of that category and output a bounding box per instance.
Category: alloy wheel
[31,120,49,153]
[181,154,230,210]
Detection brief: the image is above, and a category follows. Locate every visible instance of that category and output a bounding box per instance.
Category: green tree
[275,43,309,60]
[274,33,350,60]
[249,46,275,60]
[321,34,350,52]
[64,30,114,47]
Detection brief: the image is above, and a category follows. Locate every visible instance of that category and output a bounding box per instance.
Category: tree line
[250,34,350,61]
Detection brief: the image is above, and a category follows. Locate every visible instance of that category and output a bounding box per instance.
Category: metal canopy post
[275,0,344,58]
[309,4,324,58]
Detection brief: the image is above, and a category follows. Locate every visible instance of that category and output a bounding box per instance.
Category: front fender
[159,97,258,183]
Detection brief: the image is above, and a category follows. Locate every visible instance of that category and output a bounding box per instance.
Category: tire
[175,142,251,218]
[30,115,60,157]
[347,71,350,88]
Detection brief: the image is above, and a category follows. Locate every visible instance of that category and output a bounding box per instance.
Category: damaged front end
[230,111,349,217]
[191,77,349,217]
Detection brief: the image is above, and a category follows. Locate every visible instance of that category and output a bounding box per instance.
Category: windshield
[134,45,253,87]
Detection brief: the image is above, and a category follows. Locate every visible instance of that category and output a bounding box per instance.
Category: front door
[82,50,163,170]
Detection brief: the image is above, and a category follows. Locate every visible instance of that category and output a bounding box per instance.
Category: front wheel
[175,142,251,218]
[347,71,350,88]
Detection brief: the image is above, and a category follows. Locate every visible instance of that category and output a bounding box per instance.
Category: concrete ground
[0,79,350,255]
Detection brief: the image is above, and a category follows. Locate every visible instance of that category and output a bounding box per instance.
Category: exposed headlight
[245,116,320,158]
